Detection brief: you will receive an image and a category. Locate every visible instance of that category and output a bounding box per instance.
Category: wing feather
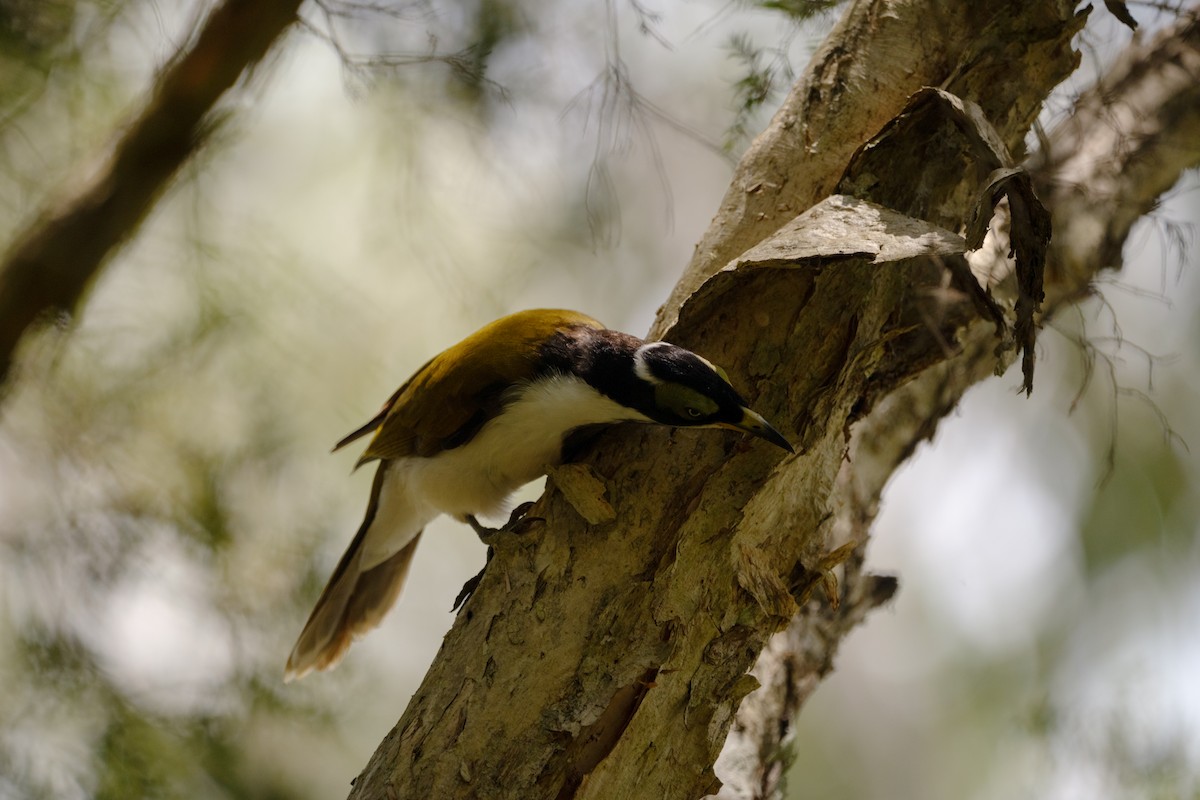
[331,355,434,454]
[344,310,604,463]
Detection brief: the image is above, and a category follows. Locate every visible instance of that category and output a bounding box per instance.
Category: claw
[465,502,543,545]
[506,501,538,528]
[453,546,493,612]
[455,503,544,612]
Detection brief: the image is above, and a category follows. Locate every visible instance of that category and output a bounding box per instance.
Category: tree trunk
[349,3,1200,799]
[715,11,1200,796]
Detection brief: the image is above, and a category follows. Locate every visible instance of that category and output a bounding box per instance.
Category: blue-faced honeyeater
[284,309,791,681]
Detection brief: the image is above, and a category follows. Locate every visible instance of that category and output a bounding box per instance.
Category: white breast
[358,374,649,571]
[407,373,649,518]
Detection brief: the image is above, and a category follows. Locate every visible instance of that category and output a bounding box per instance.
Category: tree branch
[0,0,305,394]
[652,0,1086,337]
[713,8,1200,798]
[348,2,1095,799]
[1035,7,1200,297]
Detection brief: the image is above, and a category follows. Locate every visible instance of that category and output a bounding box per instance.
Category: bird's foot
[453,503,544,613]
[452,547,492,612]
[465,501,543,545]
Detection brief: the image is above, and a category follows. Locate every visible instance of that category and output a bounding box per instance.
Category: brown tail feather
[284,532,422,682]
[285,462,422,682]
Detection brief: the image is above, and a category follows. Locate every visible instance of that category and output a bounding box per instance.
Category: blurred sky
[0,2,1197,799]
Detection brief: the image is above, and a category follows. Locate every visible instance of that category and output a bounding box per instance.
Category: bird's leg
[464,501,542,545]
[453,502,543,613]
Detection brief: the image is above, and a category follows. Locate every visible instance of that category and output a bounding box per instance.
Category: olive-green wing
[331,355,435,454]
[340,310,604,464]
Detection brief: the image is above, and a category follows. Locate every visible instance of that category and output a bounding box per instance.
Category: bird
[284,309,792,681]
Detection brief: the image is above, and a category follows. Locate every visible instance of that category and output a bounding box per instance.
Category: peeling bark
[713,9,1200,800]
[652,0,1085,336]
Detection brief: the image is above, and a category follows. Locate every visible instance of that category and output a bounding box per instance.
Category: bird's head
[629,341,794,453]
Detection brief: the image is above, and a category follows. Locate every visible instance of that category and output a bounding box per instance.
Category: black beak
[724,407,794,454]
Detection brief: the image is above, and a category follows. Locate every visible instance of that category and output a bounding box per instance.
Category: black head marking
[629,341,747,426]
[537,324,792,451]
[539,326,653,410]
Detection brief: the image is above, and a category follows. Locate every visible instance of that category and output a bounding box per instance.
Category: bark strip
[712,9,1200,798]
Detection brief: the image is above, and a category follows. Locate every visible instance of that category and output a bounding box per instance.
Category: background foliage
[0,1,1196,798]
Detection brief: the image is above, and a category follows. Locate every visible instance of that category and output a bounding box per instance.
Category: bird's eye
[685,407,703,419]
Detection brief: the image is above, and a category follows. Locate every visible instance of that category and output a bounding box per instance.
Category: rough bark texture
[653,0,1084,334]
[344,1,1161,799]
[714,9,1200,799]
[0,0,304,392]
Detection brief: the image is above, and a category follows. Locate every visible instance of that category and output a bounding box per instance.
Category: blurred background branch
[0,0,303,394]
[1037,9,1200,297]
